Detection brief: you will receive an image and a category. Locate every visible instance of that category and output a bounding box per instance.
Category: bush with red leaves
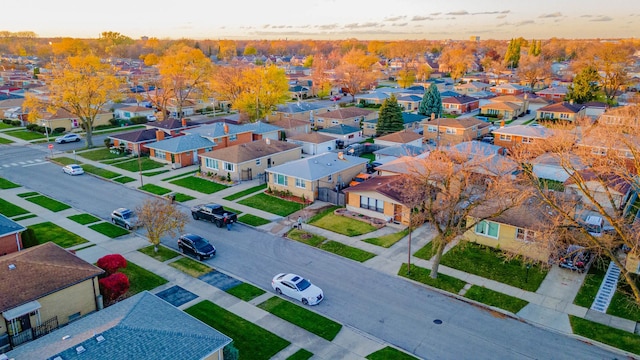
[99,272,130,302]
[96,254,127,275]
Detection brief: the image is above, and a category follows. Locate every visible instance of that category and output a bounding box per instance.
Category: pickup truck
[191,204,238,228]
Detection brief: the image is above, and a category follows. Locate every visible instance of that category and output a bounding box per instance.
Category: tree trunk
[84,120,94,148]
[154,244,159,253]
[430,238,446,279]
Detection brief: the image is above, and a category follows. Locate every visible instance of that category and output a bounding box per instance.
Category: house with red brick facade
[0,214,25,256]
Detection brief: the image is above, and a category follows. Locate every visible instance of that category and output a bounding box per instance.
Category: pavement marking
[22,162,49,167]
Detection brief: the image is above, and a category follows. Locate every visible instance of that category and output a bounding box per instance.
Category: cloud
[472,10,510,15]
[392,23,408,27]
[496,15,507,19]
[500,10,511,14]
[447,10,469,16]
[384,16,406,22]
[590,16,612,21]
[315,24,339,30]
[580,15,593,18]
[515,20,535,26]
[538,12,562,18]
[430,12,441,16]
[411,15,435,21]
[262,24,270,29]
[344,22,381,29]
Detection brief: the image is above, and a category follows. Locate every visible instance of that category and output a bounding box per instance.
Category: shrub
[21,228,38,248]
[26,123,37,131]
[104,138,113,148]
[2,119,11,124]
[11,120,21,126]
[223,343,239,360]
[109,118,119,126]
[96,254,128,275]
[53,127,66,134]
[226,173,231,182]
[130,116,148,125]
[99,272,130,302]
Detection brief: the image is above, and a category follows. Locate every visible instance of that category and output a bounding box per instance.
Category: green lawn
[258,297,342,341]
[138,245,180,262]
[0,177,20,189]
[3,130,46,140]
[170,193,194,202]
[238,193,303,217]
[162,170,199,181]
[286,349,313,360]
[77,148,129,161]
[363,229,409,248]
[53,157,80,166]
[28,222,88,248]
[440,242,548,292]
[366,347,419,360]
[120,261,169,295]
[142,169,170,177]
[318,241,376,262]
[360,153,375,162]
[67,213,101,225]
[309,211,377,237]
[138,183,172,195]
[82,164,121,179]
[223,184,267,201]
[88,222,131,238]
[12,214,37,221]
[170,176,229,194]
[0,137,14,144]
[113,157,166,172]
[570,316,640,355]
[186,300,291,360]
[226,282,266,301]
[0,122,16,129]
[413,241,436,260]
[113,176,136,184]
[238,214,271,226]
[574,262,606,307]
[24,195,71,212]
[287,229,327,247]
[398,263,467,294]
[169,257,214,277]
[0,198,29,217]
[464,285,529,313]
[17,191,38,198]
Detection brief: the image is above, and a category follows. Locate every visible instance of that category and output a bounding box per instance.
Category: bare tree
[136,197,190,252]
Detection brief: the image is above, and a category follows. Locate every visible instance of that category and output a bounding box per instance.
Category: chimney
[223,123,229,134]
[500,120,505,128]
[569,99,574,105]
[181,118,187,127]
[431,113,436,121]
[155,130,165,141]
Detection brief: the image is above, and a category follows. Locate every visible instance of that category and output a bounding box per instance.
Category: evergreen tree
[376,94,404,136]
[418,83,443,119]
[567,65,601,104]
[504,38,522,68]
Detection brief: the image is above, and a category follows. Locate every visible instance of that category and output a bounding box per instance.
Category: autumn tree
[590,43,634,103]
[418,83,442,119]
[98,31,134,58]
[396,67,416,88]
[335,49,379,102]
[136,197,190,252]
[311,55,335,99]
[517,54,550,90]
[376,95,404,136]
[438,44,476,82]
[504,38,523,69]
[415,64,433,83]
[567,65,601,104]
[217,40,237,60]
[50,38,90,58]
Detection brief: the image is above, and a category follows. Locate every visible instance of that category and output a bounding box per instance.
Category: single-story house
[531,153,587,182]
[490,83,526,95]
[6,291,232,360]
[423,117,490,146]
[146,118,199,137]
[108,129,161,155]
[565,171,633,211]
[199,139,301,182]
[374,130,423,148]
[269,117,310,138]
[396,95,423,112]
[479,101,523,121]
[318,124,363,146]
[312,107,377,129]
[183,122,254,150]
[146,134,216,169]
[454,81,493,95]
[536,101,586,122]
[355,91,390,105]
[273,102,335,123]
[266,152,368,201]
[442,95,480,115]
[343,175,411,225]
[363,112,427,137]
[492,125,554,149]
[241,121,283,141]
[113,105,155,120]
[536,86,568,102]
[373,144,429,163]
[286,132,336,155]
[0,214,25,256]
[0,242,104,351]
[41,108,113,132]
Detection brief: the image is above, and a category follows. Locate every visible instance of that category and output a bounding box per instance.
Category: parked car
[480,136,494,144]
[349,173,372,187]
[366,162,382,174]
[110,208,137,230]
[62,164,84,176]
[146,114,157,122]
[330,95,342,101]
[191,204,238,228]
[178,233,216,260]
[271,273,324,305]
[55,133,81,144]
[558,245,591,273]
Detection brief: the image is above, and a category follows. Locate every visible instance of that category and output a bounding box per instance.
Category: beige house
[374,130,423,148]
[40,108,113,132]
[343,175,411,225]
[536,101,586,122]
[266,152,368,201]
[313,107,377,129]
[423,117,490,146]
[200,139,302,182]
[286,132,336,155]
[0,243,104,351]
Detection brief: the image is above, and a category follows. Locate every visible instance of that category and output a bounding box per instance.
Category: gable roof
[492,124,554,138]
[319,124,361,135]
[401,112,428,124]
[373,144,428,158]
[109,129,159,143]
[287,132,336,144]
[200,139,300,163]
[275,101,329,114]
[7,292,232,360]
[146,118,198,131]
[0,242,104,312]
[318,107,376,120]
[442,95,479,105]
[240,120,282,134]
[397,95,423,102]
[0,213,25,237]
[268,117,309,130]
[537,101,585,113]
[266,152,368,181]
[145,134,215,153]
[342,175,406,204]
[481,101,521,111]
[451,141,506,156]
[376,130,422,144]
[565,171,633,195]
[183,122,249,139]
[427,117,488,129]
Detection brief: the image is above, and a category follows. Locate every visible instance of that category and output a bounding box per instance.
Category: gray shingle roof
[319,124,361,135]
[0,213,25,237]
[183,122,248,138]
[240,121,282,134]
[266,152,368,181]
[145,134,215,153]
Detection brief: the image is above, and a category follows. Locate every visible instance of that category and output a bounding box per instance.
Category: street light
[42,121,49,143]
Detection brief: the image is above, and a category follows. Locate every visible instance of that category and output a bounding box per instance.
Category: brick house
[536,101,586,122]
[422,117,490,146]
[0,215,25,256]
[442,95,480,115]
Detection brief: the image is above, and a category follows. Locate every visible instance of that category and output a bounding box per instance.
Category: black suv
[178,234,216,260]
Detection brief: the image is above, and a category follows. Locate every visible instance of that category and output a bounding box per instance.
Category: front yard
[238,193,303,217]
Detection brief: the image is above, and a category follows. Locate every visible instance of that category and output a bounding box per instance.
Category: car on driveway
[110,208,137,230]
[62,164,84,175]
[178,233,216,260]
[271,273,324,305]
[55,133,81,144]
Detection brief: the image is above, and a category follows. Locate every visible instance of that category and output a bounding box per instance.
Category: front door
[394,204,403,223]
[19,314,31,331]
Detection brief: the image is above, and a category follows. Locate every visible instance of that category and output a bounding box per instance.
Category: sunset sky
[4,0,639,40]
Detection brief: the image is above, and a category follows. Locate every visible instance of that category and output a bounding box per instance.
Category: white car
[146,114,157,122]
[55,133,81,144]
[271,273,324,305]
[62,164,84,175]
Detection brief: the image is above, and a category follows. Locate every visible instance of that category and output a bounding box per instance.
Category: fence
[318,187,345,205]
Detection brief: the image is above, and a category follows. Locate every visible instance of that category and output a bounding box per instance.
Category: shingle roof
[145,134,215,153]
[376,130,422,144]
[200,139,300,163]
[451,141,505,156]
[268,117,309,130]
[109,129,159,143]
[146,118,197,131]
[0,214,25,237]
[492,124,554,138]
[287,132,336,144]
[430,117,488,129]
[7,292,232,360]
[318,107,375,120]
[397,95,423,102]
[373,144,427,157]
[183,122,249,138]
[442,95,478,104]
[276,102,330,114]
[401,112,428,124]
[266,152,368,181]
[241,121,283,134]
[537,101,585,113]
[343,175,406,204]
[319,124,361,135]
[0,242,104,312]
[481,101,521,111]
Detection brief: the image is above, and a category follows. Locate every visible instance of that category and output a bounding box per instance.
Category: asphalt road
[0,144,622,360]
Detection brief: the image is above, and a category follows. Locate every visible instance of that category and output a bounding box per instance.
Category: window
[205,158,219,170]
[154,150,166,159]
[499,134,512,141]
[428,125,437,133]
[256,159,261,166]
[295,178,306,188]
[475,221,499,238]
[560,113,569,119]
[224,162,235,172]
[317,119,324,123]
[274,174,288,186]
[332,120,339,125]
[522,137,532,143]
[360,196,384,213]
[229,134,237,141]
[516,228,535,242]
[446,128,456,134]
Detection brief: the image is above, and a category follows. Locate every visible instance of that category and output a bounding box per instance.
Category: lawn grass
[287,229,327,247]
[440,241,548,292]
[120,261,169,295]
[286,349,313,360]
[82,164,121,179]
[307,205,340,223]
[161,169,199,181]
[608,290,640,322]
[78,148,129,161]
[398,263,467,294]
[11,214,37,221]
[17,191,39,198]
[138,183,172,195]
[360,153,376,162]
[173,193,196,202]
[52,157,78,166]
[0,198,29,217]
[413,241,436,260]
[88,222,130,238]
[0,137,14,144]
[170,176,229,194]
[25,195,71,212]
[138,245,180,262]
[309,211,377,237]
[169,257,214,277]
[366,346,419,360]
[186,300,290,360]
[464,285,529,313]
[0,177,20,189]
[318,240,376,262]
[3,130,46,140]
[238,214,271,226]
[574,261,606,307]
[28,222,88,248]
[223,184,267,201]
[226,282,266,301]
[363,229,409,248]
[142,169,170,177]
[67,213,101,225]
[113,176,136,184]
[258,297,342,341]
[569,315,640,355]
[112,157,166,172]
[238,193,303,217]
[0,122,16,129]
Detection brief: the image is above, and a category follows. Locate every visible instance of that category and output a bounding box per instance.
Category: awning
[2,301,41,321]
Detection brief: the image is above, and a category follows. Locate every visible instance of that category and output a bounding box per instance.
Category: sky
[4,0,640,40]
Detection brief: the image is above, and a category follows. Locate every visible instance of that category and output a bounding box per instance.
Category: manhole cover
[433,319,442,325]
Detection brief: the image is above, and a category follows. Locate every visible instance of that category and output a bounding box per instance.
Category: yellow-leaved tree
[336,49,379,102]
[136,198,190,253]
